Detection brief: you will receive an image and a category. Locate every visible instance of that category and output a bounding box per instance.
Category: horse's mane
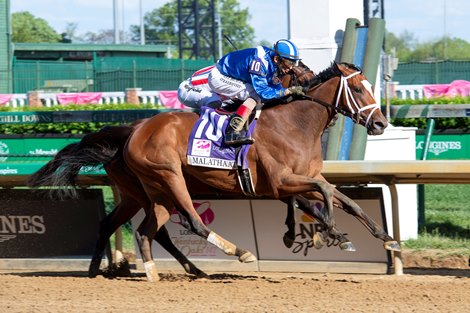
[313,62,362,86]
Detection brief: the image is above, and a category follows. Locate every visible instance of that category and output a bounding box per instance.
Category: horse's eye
[354,87,362,93]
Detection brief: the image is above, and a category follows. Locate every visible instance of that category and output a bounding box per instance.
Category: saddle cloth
[187,106,255,170]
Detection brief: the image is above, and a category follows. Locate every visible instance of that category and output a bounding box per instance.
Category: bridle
[291,68,380,128]
[333,71,380,127]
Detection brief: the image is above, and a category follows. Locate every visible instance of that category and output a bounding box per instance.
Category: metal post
[85,61,89,92]
[113,0,120,44]
[216,0,223,59]
[325,18,360,160]
[139,0,145,45]
[177,0,183,59]
[418,118,435,231]
[132,59,137,88]
[35,62,40,90]
[389,183,403,275]
[349,18,385,160]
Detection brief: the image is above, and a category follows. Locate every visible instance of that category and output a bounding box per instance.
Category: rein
[293,69,380,127]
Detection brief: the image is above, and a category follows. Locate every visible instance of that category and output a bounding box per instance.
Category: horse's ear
[334,62,348,76]
[333,61,343,72]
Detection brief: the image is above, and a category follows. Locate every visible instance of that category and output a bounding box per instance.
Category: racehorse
[28,62,334,280]
[29,62,399,282]
[121,61,398,281]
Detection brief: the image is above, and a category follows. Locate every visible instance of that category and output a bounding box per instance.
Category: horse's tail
[28,125,134,199]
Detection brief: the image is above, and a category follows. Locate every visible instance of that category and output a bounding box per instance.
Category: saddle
[188,95,304,197]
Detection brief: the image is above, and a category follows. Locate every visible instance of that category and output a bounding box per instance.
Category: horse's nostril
[374,120,388,129]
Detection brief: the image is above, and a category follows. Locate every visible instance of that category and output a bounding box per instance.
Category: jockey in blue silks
[177,39,304,146]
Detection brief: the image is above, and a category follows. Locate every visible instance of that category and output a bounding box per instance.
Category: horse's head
[318,62,388,135]
[281,61,315,89]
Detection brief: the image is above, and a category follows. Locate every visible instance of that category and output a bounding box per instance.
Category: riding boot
[224,114,254,146]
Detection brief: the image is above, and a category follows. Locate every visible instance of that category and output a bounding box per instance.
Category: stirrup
[224,128,254,146]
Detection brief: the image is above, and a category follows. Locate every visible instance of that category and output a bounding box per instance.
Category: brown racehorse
[28,62,342,280]
[27,121,352,279]
[121,62,399,281]
[29,62,399,282]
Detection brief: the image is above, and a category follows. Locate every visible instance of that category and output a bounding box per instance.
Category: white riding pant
[208,65,260,102]
[177,78,221,109]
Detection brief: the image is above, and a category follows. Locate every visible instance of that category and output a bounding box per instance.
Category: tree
[385,30,417,62]
[11,12,61,43]
[129,0,255,59]
[409,37,470,61]
[79,30,134,44]
[385,30,470,62]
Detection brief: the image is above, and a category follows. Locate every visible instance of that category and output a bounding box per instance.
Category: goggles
[280,57,299,68]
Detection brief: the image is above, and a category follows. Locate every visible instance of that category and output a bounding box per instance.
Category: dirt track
[1,267,469,313]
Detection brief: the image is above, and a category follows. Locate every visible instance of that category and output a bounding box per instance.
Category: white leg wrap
[143,260,159,282]
[207,231,236,255]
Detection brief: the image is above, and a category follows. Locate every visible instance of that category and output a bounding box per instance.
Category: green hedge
[1,96,469,135]
[389,96,470,131]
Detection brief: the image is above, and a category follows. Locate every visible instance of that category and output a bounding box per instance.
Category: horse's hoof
[113,259,132,277]
[339,241,356,252]
[88,260,101,278]
[283,233,295,248]
[144,261,160,282]
[313,232,326,249]
[183,263,208,278]
[88,270,99,278]
[195,270,209,279]
[239,251,257,263]
[384,241,401,251]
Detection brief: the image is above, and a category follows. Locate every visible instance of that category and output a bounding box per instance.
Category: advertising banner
[252,187,388,264]
[0,189,105,258]
[416,133,470,160]
[132,187,389,273]
[132,200,257,262]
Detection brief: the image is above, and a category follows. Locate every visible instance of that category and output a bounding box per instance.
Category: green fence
[394,60,470,85]
[0,135,105,175]
[12,57,214,93]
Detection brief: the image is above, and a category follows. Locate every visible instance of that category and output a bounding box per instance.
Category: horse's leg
[138,171,256,263]
[332,188,401,251]
[134,207,161,282]
[154,225,207,278]
[290,195,356,251]
[89,190,145,277]
[89,210,116,278]
[173,201,256,263]
[278,174,337,233]
[281,197,297,248]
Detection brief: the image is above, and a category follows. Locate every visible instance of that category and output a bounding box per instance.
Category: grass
[404,184,470,256]
[99,186,136,251]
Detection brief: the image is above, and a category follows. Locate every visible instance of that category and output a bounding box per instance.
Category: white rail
[393,84,426,100]
[1,91,162,107]
[139,91,161,105]
[4,94,28,108]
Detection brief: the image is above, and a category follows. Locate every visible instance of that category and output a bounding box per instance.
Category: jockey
[209,39,304,146]
[177,39,304,146]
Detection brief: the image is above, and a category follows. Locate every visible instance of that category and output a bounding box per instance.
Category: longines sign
[0,189,104,258]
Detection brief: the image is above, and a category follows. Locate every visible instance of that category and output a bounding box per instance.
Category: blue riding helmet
[273,39,301,61]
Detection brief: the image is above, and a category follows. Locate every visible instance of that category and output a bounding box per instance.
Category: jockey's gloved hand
[284,86,305,96]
